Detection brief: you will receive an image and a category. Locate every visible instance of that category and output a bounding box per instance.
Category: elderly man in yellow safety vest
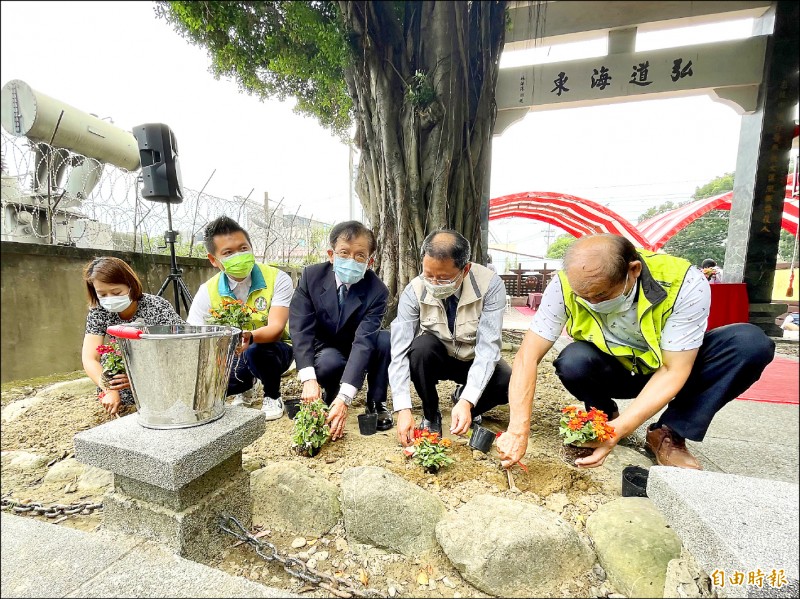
[497,234,774,471]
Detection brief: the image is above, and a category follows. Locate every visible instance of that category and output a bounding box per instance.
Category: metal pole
[46,111,65,245]
[187,169,216,257]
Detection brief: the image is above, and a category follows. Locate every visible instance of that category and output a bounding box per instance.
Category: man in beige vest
[389,230,510,445]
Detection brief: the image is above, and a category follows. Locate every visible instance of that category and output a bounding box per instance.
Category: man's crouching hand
[450,399,473,436]
[496,430,529,469]
[396,409,415,447]
[325,397,348,440]
[301,379,322,403]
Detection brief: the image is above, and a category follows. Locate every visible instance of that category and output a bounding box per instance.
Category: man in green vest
[187,216,293,421]
[497,234,774,470]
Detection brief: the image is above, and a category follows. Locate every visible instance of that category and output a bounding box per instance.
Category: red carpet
[514,306,536,317]
[736,356,799,405]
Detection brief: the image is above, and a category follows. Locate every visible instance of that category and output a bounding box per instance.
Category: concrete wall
[0,242,299,383]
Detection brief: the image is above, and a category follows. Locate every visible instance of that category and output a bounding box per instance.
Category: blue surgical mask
[579,275,636,314]
[333,256,368,285]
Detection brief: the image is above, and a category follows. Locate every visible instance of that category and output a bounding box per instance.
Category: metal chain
[219,514,386,599]
[1,496,103,518]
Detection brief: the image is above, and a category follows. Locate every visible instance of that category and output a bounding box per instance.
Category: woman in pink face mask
[81,257,183,416]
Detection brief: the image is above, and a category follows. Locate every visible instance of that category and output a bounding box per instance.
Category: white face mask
[423,271,464,300]
[99,294,132,313]
[578,274,636,314]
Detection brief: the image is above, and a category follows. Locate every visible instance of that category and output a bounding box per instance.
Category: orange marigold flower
[562,406,578,414]
[568,418,583,431]
[440,438,452,448]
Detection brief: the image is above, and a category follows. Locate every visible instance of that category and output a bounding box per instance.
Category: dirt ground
[1,348,637,598]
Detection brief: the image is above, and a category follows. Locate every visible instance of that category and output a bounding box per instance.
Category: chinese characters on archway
[522,56,697,103]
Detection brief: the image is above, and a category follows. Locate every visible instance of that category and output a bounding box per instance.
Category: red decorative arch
[489,175,798,250]
[489,191,649,247]
[639,176,797,249]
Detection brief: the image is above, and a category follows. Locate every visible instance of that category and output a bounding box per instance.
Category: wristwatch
[337,392,353,407]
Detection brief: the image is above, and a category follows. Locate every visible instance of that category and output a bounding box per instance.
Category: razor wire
[1,131,330,262]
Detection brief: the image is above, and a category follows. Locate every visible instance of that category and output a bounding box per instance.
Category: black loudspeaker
[132,123,184,203]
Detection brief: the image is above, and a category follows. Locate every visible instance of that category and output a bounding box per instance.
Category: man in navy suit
[290,221,392,440]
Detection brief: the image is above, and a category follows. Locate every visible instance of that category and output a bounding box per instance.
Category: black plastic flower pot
[284,399,302,419]
[622,465,649,497]
[358,413,378,435]
[468,424,494,453]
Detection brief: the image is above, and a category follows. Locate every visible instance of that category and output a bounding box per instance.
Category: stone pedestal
[74,406,265,561]
[749,302,788,337]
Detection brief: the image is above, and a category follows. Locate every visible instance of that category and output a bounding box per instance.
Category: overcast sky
[0,1,761,261]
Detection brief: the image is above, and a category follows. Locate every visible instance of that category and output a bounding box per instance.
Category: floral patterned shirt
[85,293,183,336]
[85,293,183,405]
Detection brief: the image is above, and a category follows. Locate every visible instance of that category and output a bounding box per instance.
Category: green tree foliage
[692,172,735,200]
[301,224,331,266]
[156,0,514,305]
[779,229,798,263]
[637,201,680,223]
[545,234,576,259]
[155,1,352,136]
[637,173,734,266]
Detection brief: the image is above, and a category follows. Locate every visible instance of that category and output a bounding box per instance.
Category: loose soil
[1,348,643,598]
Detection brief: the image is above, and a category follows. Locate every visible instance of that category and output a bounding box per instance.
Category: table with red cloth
[707,283,749,330]
[527,292,543,310]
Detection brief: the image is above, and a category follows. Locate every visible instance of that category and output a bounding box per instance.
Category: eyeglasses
[421,271,464,286]
[334,250,370,264]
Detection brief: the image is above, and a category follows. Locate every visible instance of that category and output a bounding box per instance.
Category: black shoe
[420,412,442,435]
[452,384,482,426]
[367,401,393,431]
[451,385,464,406]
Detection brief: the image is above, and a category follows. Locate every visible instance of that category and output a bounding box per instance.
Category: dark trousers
[407,334,511,422]
[315,330,391,406]
[552,323,775,441]
[227,340,294,399]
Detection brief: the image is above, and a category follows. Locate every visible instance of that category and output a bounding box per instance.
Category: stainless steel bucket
[108,324,241,429]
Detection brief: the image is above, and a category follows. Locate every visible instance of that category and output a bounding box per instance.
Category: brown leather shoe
[646,425,702,470]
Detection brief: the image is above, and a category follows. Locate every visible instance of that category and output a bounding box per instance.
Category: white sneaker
[262,397,284,421]
[231,394,246,406]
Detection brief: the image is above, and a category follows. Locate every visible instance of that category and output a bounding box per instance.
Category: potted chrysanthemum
[403,428,455,474]
[558,406,616,466]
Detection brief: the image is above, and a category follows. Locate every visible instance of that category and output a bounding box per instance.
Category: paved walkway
[0,513,296,598]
